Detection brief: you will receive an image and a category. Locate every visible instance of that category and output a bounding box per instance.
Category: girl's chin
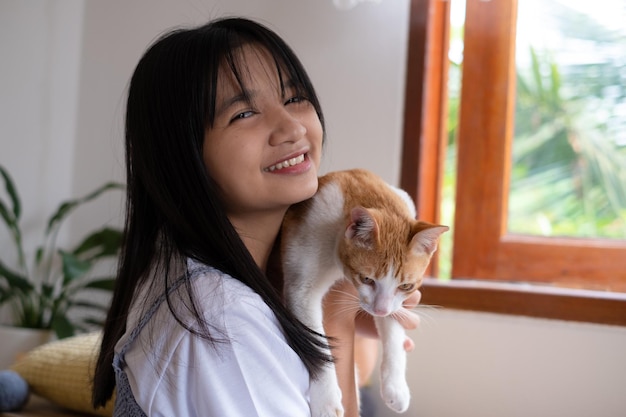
[290,190,317,205]
[300,178,320,199]
[284,184,318,206]
[269,172,319,205]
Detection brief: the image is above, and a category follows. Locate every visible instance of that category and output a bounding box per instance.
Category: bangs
[204,27,323,130]
[227,44,310,97]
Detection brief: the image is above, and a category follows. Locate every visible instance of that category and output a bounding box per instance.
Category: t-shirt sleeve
[140,286,311,417]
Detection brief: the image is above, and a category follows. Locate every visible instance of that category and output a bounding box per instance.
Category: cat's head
[338,206,448,317]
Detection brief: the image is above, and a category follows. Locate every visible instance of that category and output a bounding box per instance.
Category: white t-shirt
[115,263,311,417]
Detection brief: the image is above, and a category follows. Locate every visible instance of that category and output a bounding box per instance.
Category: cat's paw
[381,380,410,413]
[310,384,344,417]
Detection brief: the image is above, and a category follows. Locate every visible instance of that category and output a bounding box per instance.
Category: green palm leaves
[510,45,626,238]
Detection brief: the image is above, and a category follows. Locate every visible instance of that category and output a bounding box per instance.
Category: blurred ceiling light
[333,0,383,10]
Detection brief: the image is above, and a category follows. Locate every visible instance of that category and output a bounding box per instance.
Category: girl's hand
[399,289,422,330]
[322,279,422,417]
[323,279,422,334]
[397,290,421,352]
[352,285,422,350]
[322,279,360,417]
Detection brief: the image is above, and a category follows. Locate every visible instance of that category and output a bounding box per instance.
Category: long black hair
[92,17,329,408]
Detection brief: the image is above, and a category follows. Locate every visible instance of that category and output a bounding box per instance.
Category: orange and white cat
[281,169,448,417]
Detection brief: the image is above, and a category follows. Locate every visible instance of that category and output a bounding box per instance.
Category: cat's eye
[359,276,375,286]
[398,283,415,292]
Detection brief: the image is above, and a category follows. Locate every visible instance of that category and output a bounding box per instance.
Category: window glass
[509,0,626,239]
[439,0,465,279]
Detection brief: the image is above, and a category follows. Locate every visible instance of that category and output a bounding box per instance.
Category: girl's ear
[345,206,379,249]
[410,225,449,256]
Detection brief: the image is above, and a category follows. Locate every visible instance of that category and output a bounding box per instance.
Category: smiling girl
[92,17,417,417]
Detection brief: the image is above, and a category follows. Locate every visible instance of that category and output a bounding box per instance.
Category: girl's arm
[322,279,422,417]
[322,279,359,417]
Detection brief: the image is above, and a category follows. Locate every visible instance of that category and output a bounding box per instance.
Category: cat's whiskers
[325,288,362,319]
[329,305,362,320]
[389,308,409,323]
[402,303,440,327]
[325,287,440,324]
[328,287,360,301]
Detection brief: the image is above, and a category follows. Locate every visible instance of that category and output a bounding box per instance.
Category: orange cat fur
[281,168,448,416]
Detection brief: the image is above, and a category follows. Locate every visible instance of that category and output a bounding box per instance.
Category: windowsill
[420,277,626,327]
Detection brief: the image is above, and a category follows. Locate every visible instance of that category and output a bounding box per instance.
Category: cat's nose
[373,306,391,316]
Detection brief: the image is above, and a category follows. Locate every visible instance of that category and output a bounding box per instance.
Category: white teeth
[265,154,305,172]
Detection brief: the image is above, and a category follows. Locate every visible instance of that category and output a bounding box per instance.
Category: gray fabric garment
[112,264,209,416]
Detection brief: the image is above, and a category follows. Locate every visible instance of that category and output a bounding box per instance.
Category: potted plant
[0,164,124,349]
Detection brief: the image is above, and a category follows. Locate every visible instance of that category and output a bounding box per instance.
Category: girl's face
[203,45,323,219]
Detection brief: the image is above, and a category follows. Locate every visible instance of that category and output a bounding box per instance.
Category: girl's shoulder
[186,258,265,312]
[117,259,310,416]
[134,258,275,343]
[118,259,266,353]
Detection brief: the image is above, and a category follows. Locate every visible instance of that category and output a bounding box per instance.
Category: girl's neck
[228,209,287,272]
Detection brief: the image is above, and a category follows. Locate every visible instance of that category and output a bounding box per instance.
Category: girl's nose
[268,108,307,145]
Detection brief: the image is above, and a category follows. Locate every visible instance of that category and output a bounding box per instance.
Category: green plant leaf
[72,227,123,261]
[83,277,116,291]
[82,317,106,327]
[0,169,124,331]
[0,166,26,267]
[16,293,45,329]
[51,313,75,339]
[0,201,16,236]
[0,258,33,293]
[530,47,545,102]
[60,250,92,286]
[549,61,561,108]
[41,283,55,299]
[69,300,109,311]
[45,182,124,236]
[35,246,44,267]
[0,165,21,220]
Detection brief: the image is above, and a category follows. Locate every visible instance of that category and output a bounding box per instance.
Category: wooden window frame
[401,0,626,326]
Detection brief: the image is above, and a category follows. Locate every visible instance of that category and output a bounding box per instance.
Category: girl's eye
[398,283,415,292]
[285,96,306,105]
[231,110,255,122]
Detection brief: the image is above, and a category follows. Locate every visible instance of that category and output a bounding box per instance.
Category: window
[401,0,626,325]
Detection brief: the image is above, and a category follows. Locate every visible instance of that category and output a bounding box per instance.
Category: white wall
[1,1,625,416]
[0,0,85,265]
[374,310,626,417]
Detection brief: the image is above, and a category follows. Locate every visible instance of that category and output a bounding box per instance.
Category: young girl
[92,17,418,417]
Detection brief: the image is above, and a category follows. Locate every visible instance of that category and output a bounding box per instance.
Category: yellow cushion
[11,332,114,417]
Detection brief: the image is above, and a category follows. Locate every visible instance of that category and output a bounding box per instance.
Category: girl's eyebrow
[215,78,300,116]
[282,79,298,95]
[216,91,255,116]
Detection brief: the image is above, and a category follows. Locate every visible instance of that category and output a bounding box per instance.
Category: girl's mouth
[264,153,306,172]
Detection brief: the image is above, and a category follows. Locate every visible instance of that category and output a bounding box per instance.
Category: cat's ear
[345,206,379,249]
[410,225,449,256]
